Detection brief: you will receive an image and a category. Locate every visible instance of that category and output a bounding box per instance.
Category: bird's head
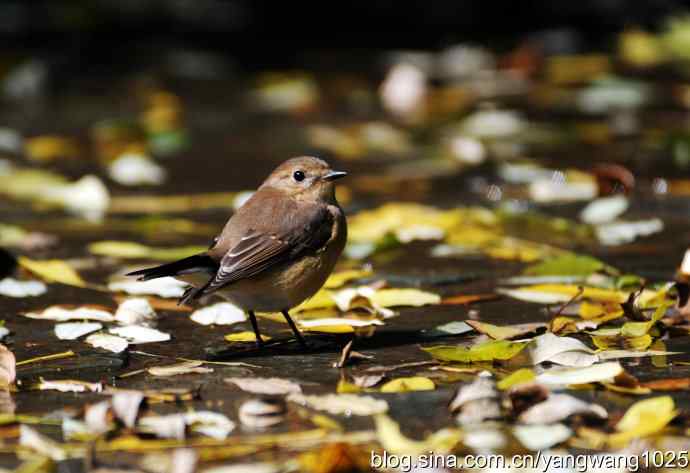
[261,156,347,202]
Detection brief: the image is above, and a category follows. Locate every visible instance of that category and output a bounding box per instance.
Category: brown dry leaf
[467,320,544,341]
[441,293,498,305]
[640,377,690,391]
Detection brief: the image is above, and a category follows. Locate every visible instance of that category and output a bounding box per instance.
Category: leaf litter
[5,24,690,471]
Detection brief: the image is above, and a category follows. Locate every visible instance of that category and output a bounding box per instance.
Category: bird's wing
[189,203,333,300]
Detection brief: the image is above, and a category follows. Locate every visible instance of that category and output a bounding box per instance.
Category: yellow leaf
[336,379,362,393]
[600,382,651,396]
[88,241,206,261]
[324,269,373,289]
[301,325,354,334]
[374,414,461,456]
[465,320,524,340]
[379,377,435,393]
[423,340,527,363]
[546,284,626,302]
[592,334,652,351]
[293,289,336,312]
[25,135,80,162]
[18,256,86,288]
[224,332,271,343]
[369,288,440,308]
[348,203,464,244]
[579,301,623,320]
[497,368,535,390]
[608,396,677,448]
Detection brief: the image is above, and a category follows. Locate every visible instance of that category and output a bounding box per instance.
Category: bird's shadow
[204,329,469,361]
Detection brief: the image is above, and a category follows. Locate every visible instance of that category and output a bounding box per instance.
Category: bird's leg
[281,309,308,349]
[247,310,264,347]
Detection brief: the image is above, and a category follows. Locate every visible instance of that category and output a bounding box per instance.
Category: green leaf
[524,254,605,277]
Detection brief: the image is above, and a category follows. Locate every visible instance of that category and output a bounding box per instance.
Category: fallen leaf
[148,361,213,377]
[423,339,527,363]
[203,464,279,473]
[18,256,86,287]
[287,393,388,416]
[190,303,246,326]
[497,368,535,390]
[324,269,373,289]
[225,377,302,395]
[467,320,544,340]
[239,397,286,429]
[108,277,188,298]
[374,414,461,456]
[25,305,114,322]
[432,321,473,335]
[114,298,157,326]
[595,219,663,246]
[608,396,677,448]
[0,278,46,297]
[54,322,103,340]
[640,377,690,391]
[85,400,112,434]
[86,333,129,353]
[518,394,607,424]
[89,241,205,261]
[25,135,80,162]
[37,379,103,393]
[379,377,435,393]
[0,345,15,386]
[536,361,623,386]
[108,153,167,186]
[19,424,67,461]
[112,391,144,428]
[139,413,187,440]
[184,411,235,439]
[298,318,383,333]
[369,288,441,308]
[109,325,171,344]
[524,254,606,277]
[513,423,572,451]
[224,332,271,343]
[529,333,598,367]
[580,195,629,224]
[441,293,498,305]
[449,375,498,412]
[499,284,626,304]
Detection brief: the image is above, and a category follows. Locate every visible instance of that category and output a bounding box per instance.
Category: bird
[127,156,347,349]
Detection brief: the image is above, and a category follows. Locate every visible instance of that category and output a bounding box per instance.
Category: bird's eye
[293,170,305,182]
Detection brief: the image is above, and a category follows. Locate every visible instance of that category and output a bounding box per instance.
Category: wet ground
[3,43,690,471]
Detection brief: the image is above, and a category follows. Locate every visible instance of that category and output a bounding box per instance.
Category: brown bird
[127,156,347,349]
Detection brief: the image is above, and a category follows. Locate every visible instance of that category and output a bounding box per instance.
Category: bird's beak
[323,170,347,182]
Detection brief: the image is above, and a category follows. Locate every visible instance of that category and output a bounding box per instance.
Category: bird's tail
[126,254,216,281]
